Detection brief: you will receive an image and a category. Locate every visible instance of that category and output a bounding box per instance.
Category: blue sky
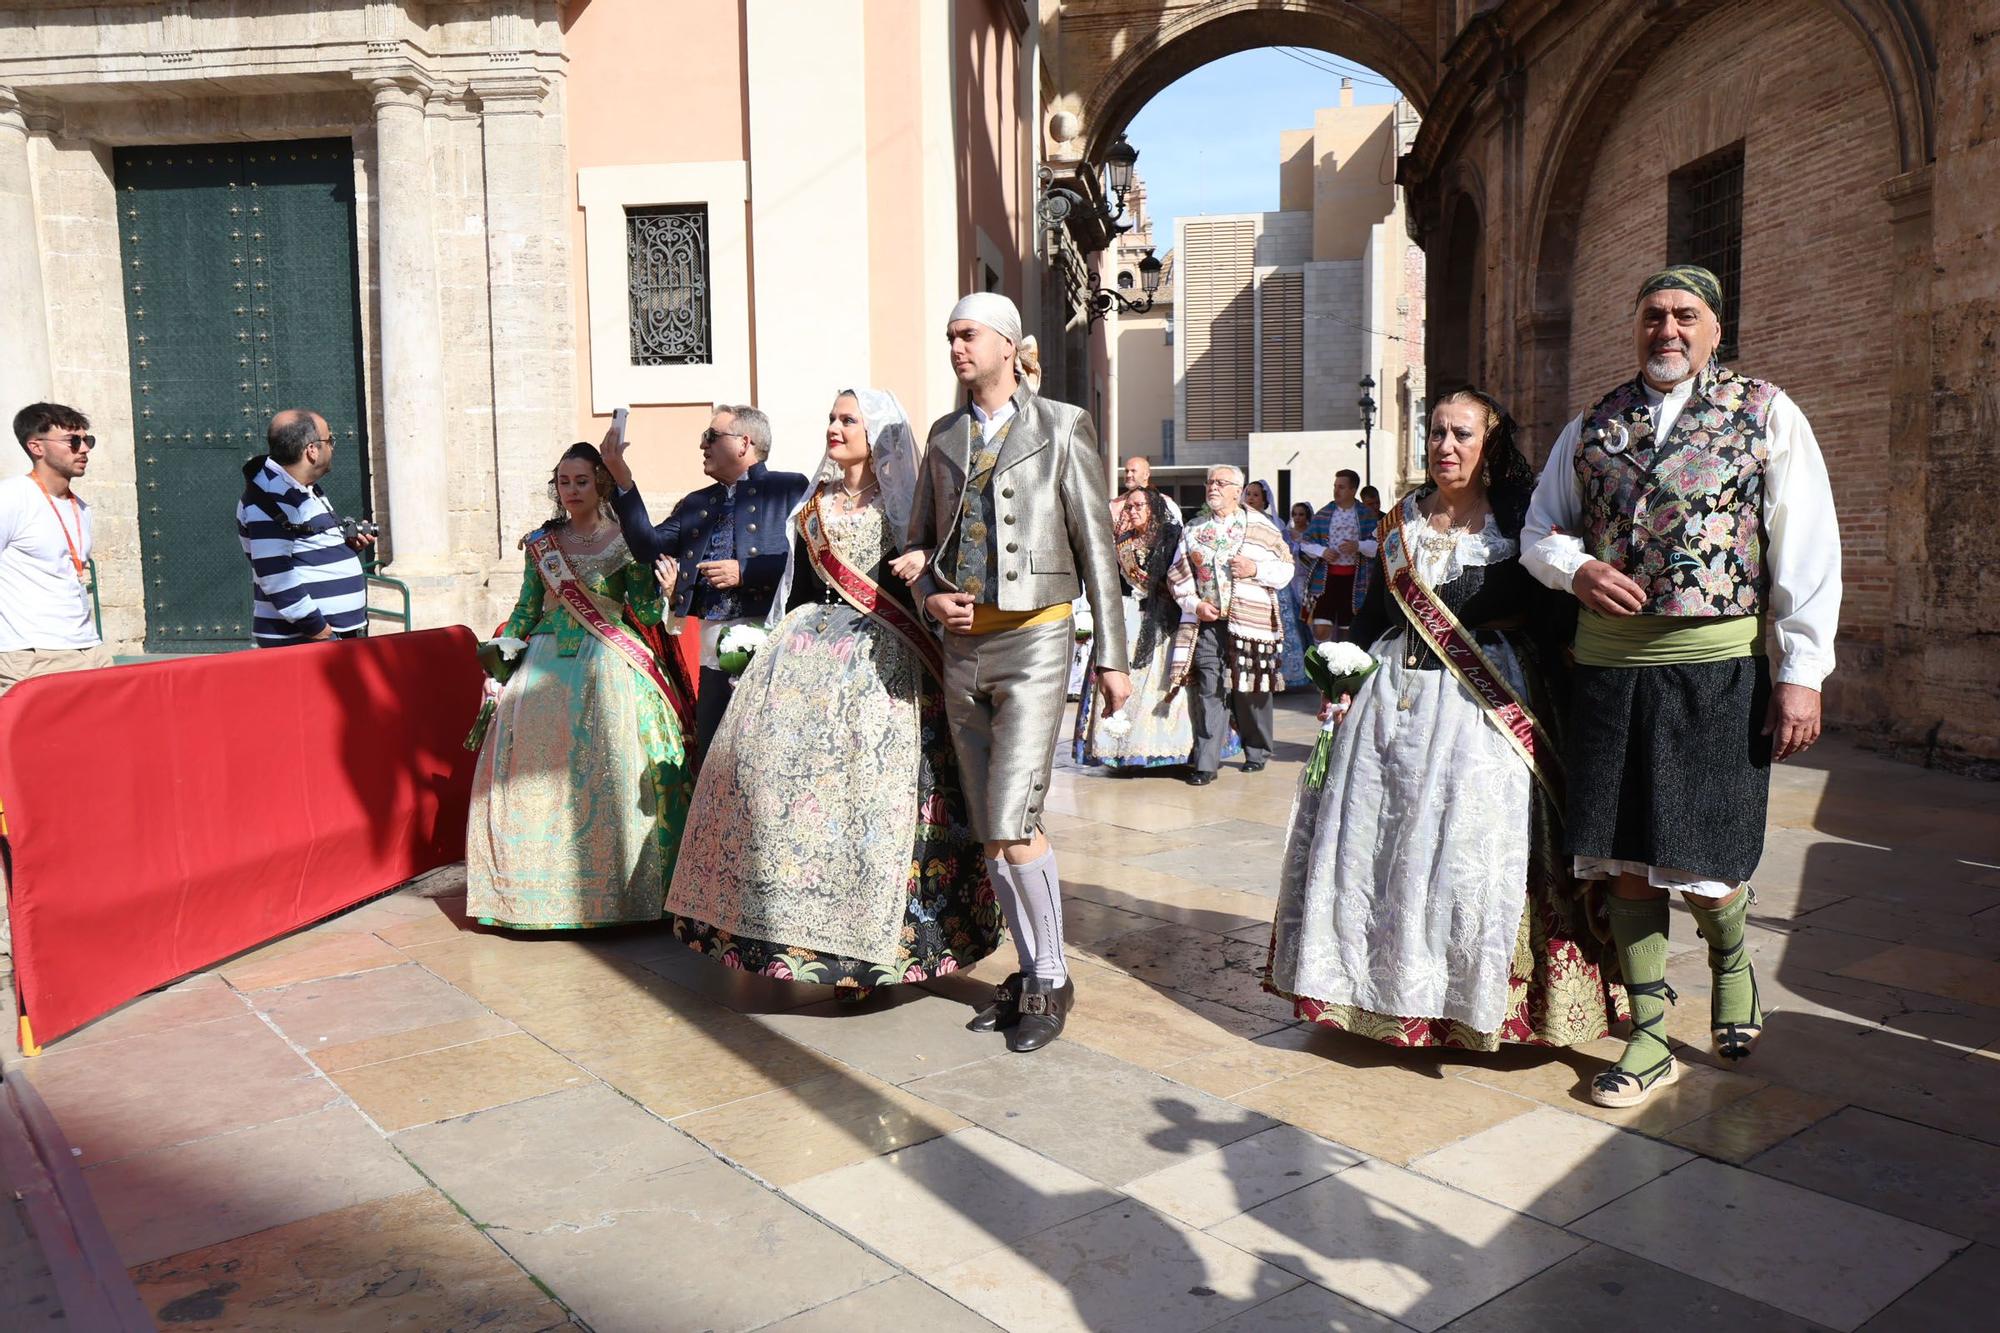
[1122,47,1401,257]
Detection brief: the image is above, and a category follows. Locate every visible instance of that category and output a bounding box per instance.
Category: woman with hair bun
[1266,389,1624,1050]
[466,441,694,930]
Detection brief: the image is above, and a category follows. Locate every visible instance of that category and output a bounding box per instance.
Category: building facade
[1045,0,1999,762]
[1164,87,1424,511]
[0,0,1035,648]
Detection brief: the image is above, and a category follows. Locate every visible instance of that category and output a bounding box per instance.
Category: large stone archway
[1048,0,2000,761]
[1052,0,1440,164]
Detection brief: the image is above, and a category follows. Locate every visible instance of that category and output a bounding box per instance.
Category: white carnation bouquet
[464,636,532,751]
[1302,639,1379,789]
[717,624,769,677]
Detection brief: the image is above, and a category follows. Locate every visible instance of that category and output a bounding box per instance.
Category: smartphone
[611,406,629,446]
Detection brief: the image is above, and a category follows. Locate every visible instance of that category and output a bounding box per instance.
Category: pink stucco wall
[563,0,748,496]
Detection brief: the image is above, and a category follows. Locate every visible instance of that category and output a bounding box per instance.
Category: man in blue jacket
[601,404,810,765]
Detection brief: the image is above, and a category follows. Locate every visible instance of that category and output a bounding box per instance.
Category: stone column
[471,74,564,555]
[369,77,451,571]
[0,87,54,411]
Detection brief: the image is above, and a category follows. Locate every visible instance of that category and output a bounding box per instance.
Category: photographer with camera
[235,409,374,648]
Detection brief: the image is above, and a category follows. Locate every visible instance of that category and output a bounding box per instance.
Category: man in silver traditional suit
[903,292,1132,1053]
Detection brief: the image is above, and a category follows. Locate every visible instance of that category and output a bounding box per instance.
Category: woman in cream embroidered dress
[467,443,692,929]
[1074,487,1194,769]
[667,389,999,994]
[1266,391,1621,1049]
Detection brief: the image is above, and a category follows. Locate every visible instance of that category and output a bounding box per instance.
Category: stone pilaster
[368,75,451,573]
[471,73,565,556]
[0,87,53,412]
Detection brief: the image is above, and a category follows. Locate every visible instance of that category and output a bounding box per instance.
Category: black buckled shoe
[966,973,1023,1033]
[1006,976,1075,1053]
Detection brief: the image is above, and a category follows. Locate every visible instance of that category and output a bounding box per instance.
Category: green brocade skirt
[466,632,690,928]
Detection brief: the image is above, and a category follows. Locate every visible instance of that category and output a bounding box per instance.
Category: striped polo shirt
[235,457,367,644]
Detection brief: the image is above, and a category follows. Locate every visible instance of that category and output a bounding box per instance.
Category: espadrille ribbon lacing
[1590,979,1679,1108]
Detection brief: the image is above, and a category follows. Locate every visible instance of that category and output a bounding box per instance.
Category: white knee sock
[989,856,1036,976]
[999,849,1069,985]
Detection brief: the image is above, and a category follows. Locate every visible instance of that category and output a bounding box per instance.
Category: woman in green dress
[466,442,694,929]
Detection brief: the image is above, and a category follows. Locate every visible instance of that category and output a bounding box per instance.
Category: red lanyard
[33,474,87,579]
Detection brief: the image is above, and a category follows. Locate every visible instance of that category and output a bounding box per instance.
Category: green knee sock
[1607,895,1674,1079]
[1688,890,1762,1030]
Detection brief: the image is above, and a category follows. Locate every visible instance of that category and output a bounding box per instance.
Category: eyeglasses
[1204,479,1240,491]
[34,433,96,450]
[701,428,745,446]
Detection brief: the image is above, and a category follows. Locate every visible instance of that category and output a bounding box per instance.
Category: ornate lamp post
[1357,373,1377,489]
[1086,248,1162,326]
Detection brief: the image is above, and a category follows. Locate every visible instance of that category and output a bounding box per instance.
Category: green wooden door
[115,138,369,653]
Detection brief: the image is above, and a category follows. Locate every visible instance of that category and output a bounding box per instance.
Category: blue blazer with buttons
[611,461,812,621]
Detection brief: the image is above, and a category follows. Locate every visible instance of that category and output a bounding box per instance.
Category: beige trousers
[0,643,114,699]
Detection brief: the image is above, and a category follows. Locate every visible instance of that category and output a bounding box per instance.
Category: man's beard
[1646,348,1692,382]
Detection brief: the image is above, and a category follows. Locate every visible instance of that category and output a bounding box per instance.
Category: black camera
[341,517,381,543]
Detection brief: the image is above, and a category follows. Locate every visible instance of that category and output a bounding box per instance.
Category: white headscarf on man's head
[764,387,921,627]
[946,292,1041,392]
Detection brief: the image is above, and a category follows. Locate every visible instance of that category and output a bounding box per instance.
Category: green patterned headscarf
[1636,264,1723,316]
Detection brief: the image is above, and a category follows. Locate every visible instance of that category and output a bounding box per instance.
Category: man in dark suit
[601,404,810,764]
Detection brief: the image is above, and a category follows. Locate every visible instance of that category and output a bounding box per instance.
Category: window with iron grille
[1667,144,1744,360]
[627,204,711,365]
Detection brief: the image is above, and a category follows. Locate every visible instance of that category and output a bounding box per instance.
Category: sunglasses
[36,433,96,450]
[701,428,745,446]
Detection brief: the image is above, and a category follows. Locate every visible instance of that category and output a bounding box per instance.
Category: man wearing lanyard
[0,403,112,698]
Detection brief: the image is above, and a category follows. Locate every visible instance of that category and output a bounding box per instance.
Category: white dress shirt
[1521,377,1842,690]
[971,398,1019,436]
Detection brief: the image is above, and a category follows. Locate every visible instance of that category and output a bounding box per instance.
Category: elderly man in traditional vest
[901,292,1132,1053]
[1523,264,1841,1109]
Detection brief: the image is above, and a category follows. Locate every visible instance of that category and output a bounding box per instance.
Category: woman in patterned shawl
[664,389,1000,999]
[1074,487,1207,770]
[1265,389,1624,1050]
[467,442,694,929]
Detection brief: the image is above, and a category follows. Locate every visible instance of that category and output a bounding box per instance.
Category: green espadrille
[1690,887,1764,1061]
[1591,895,1679,1109]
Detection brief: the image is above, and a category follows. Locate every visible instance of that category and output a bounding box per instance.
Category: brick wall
[1564,0,1897,720]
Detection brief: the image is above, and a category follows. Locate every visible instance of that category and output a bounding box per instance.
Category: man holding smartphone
[600,404,809,764]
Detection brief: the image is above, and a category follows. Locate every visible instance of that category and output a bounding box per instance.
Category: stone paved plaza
[5,700,1998,1331]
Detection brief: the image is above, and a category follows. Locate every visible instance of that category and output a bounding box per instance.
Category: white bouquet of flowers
[465,636,532,751]
[1302,640,1378,790]
[1315,640,1374,678]
[717,624,769,677]
[1097,708,1133,739]
[1074,607,1095,643]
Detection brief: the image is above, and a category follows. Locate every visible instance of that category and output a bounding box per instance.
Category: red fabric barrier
[0,627,483,1048]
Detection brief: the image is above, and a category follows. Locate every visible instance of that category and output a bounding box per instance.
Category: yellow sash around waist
[967,602,1072,635]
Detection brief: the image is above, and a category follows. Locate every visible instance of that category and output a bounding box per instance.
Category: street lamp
[1357,374,1377,488]
[1086,248,1163,326]
[1102,133,1139,218]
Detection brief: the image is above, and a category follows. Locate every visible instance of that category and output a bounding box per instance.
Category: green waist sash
[1574,610,1763,668]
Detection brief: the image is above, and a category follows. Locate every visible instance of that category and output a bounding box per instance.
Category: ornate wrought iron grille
[1668,144,1744,360]
[626,205,711,365]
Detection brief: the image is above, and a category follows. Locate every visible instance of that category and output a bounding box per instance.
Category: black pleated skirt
[1565,656,1772,882]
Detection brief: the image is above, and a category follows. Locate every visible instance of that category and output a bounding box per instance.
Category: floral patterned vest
[1574,361,1779,618]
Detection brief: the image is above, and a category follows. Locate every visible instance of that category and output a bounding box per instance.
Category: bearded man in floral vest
[1522,265,1841,1110]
